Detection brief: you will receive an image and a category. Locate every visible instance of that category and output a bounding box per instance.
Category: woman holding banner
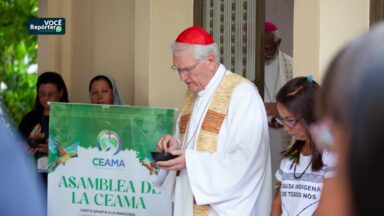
[19,71,69,186]
[89,74,124,105]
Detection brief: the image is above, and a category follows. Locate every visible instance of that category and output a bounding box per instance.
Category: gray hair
[170,42,220,64]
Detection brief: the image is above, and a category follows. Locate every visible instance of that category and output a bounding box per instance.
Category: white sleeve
[275,158,288,182]
[322,150,337,178]
[173,114,181,140]
[185,82,271,206]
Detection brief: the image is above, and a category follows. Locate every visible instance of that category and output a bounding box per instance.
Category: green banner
[47,103,174,216]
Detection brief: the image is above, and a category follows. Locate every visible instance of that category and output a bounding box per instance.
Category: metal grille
[201,0,257,80]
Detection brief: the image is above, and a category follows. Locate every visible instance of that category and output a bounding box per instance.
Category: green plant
[0,0,38,125]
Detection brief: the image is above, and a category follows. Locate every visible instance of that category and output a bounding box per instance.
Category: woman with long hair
[271,76,335,216]
[19,71,69,185]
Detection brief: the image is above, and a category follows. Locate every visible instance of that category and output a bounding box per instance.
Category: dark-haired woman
[271,76,335,216]
[89,75,124,105]
[19,71,69,186]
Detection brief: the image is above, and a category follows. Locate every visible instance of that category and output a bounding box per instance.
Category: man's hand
[156,135,182,153]
[156,149,186,171]
[155,135,186,171]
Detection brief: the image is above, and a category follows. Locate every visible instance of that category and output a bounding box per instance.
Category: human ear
[206,54,217,71]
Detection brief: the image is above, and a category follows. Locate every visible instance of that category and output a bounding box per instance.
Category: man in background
[264,21,293,187]
[264,21,293,109]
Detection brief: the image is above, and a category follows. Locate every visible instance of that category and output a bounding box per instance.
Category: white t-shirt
[275,150,336,216]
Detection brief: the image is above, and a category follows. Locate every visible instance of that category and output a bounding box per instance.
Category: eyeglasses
[309,119,334,152]
[171,61,200,74]
[275,116,299,128]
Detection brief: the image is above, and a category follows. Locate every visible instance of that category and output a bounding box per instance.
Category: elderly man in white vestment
[264,21,293,189]
[155,26,272,216]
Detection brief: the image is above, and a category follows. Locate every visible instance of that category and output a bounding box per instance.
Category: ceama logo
[97,130,121,155]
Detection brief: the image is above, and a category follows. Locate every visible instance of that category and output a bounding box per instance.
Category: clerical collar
[197,64,226,97]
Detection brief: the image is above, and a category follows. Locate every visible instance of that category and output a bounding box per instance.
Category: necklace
[293,159,312,179]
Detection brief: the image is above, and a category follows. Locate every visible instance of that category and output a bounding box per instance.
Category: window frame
[193,0,265,99]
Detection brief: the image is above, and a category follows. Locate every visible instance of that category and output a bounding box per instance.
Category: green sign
[47,103,174,216]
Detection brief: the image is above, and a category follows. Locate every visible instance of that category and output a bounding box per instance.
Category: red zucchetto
[175,26,214,45]
[265,21,278,32]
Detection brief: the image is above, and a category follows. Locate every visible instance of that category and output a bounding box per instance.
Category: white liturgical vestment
[264,50,292,103]
[158,64,272,216]
[265,50,293,188]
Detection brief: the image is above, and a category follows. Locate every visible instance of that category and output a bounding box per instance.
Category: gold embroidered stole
[178,71,249,216]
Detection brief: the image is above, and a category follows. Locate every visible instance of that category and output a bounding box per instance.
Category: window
[194,0,265,97]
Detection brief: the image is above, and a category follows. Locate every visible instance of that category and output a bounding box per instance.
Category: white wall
[71,0,135,104]
[266,0,294,56]
[319,0,370,78]
[294,0,370,80]
[38,0,135,104]
[293,0,320,79]
[38,0,192,111]
[38,0,73,97]
[148,1,192,109]
[134,0,192,110]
